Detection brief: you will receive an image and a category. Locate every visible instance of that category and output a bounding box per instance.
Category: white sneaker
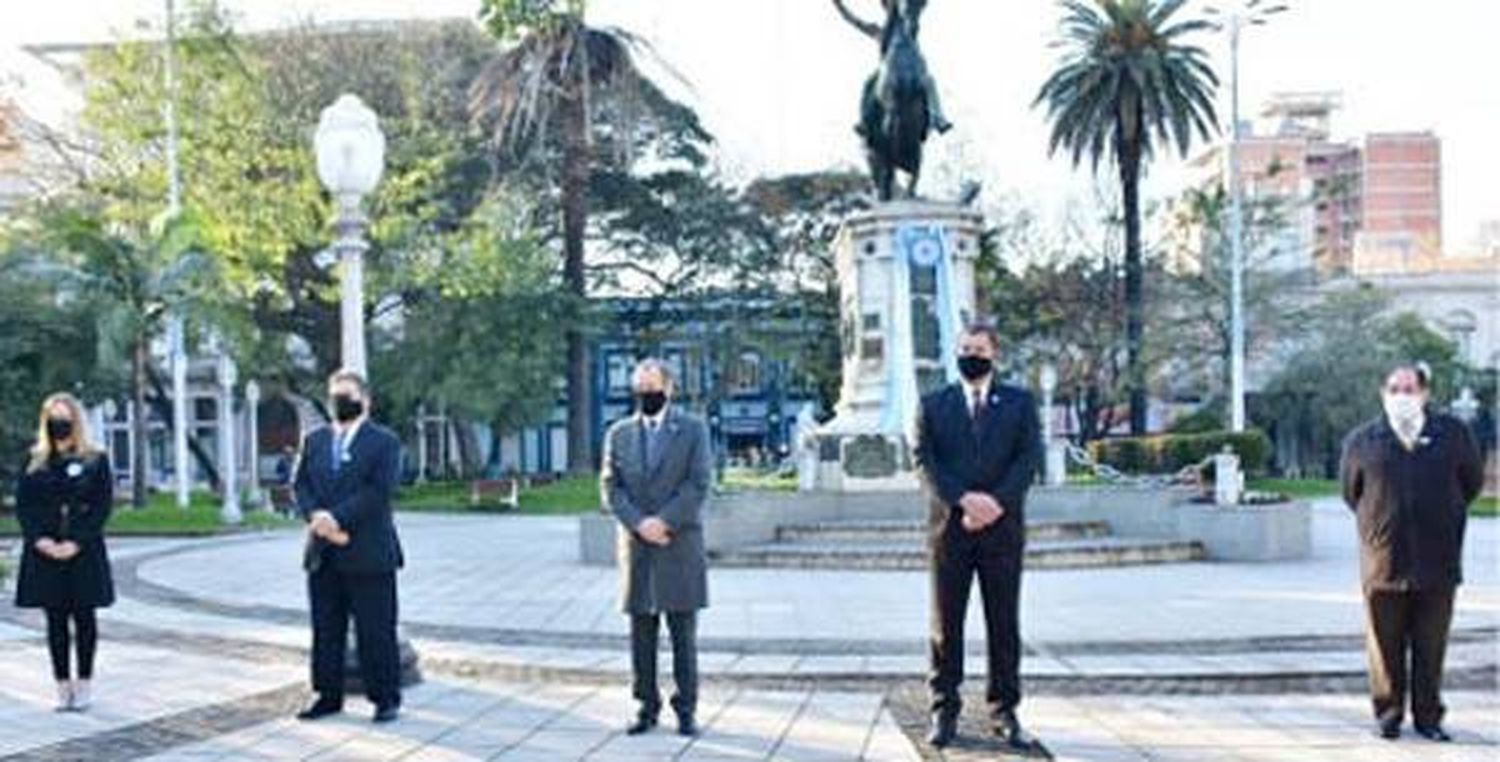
[54,681,72,712]
[70,680,91,711]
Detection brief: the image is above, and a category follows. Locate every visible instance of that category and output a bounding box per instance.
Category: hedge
[1087,429,1272,476]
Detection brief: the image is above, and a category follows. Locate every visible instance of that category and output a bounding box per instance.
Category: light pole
[314,94,385,377]
[162,0,192,509]
[1207,1,1287,433]
[217,349,241,524]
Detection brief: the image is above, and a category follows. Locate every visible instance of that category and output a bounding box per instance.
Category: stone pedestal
[810,200,984,492]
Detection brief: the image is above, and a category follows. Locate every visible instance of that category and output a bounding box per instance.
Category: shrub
[1088,429,1272,476]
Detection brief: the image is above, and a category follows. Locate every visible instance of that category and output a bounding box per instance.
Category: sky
[3,0,1497,253]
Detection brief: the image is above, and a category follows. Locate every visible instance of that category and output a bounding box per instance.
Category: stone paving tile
[133,507,1500,648]
[887,687,1500,762]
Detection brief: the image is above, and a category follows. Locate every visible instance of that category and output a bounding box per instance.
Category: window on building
[730,351,762,396]
[606,353,634,398]
[193,397,217,424]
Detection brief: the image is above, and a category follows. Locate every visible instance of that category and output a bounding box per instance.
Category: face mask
[332,394,364,423]
[46,417,74,442]
[1382,393,1423,424]
[637,391,668,417]
[957,355,992,382]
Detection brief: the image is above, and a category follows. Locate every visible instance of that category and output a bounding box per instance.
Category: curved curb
[112,535,1500,686]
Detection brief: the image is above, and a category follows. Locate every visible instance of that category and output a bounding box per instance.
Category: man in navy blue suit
[293,369,404,724]
[913,322,1041,749]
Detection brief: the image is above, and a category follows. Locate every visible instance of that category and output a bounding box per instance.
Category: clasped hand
[35,538,81,561]
[635,516,672,546]
[958,492,1005,533]
[308,510,351,546]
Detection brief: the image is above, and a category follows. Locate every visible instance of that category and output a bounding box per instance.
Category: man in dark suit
[1341,363,1483,742]
[293,369,405,724]
[601,359,712,737]
[913,322,1041,749]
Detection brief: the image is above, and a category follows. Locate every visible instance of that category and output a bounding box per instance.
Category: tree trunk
[561,72,594,474]
[130,337,150,508]
[1118,130,1147,435]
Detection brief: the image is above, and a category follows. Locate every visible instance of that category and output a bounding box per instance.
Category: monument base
[808,431,917,492]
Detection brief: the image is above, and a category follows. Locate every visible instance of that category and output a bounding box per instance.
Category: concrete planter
[578,485,1313,565]
[1173,500,1312,562]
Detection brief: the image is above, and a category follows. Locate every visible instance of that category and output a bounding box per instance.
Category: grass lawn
[1248,478,1498,518]
[396,475,600,515]
[0,492,297,537]
[1247,478,1340,499]
[720,468,798,493]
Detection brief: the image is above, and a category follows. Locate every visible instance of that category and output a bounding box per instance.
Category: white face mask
[1382,393,1424,425]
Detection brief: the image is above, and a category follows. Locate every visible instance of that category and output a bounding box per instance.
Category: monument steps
[714,518,1207,570]
[776,518,1111,544]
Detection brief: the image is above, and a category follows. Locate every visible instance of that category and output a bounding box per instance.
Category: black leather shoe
[296,697,343,721]
[1376,717,1401,740]
[927,713,958,747]
[995,709,1037,750]
[626,715,658,735]
[1414,725,1452,742]
[677,714,699,737]
[372,704,400,724]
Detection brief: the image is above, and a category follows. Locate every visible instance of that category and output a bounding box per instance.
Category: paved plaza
[0,499,1496,760]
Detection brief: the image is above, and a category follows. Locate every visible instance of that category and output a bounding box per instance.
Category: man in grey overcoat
[601,358,711,737]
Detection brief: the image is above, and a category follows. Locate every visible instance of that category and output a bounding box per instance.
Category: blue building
[490,295,827,475]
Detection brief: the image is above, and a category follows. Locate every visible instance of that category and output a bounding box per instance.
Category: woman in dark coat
[13,392,115,712]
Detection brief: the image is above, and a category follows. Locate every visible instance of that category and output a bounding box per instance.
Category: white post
[218,351,241,524]
[169,319,191,508]
[1039,363,1065,486]
[416,403,428,483]
[245,380,261,507]
[1226,14,1247,433]
[1214,447,1243,507]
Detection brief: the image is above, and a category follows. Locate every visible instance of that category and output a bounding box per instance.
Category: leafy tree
[0,253,116,488]
[1254,286,1466,477]
[1034,0,1220,434]
[472,0,702,472]
[1158,182,1314,419]
[16,207,211,506]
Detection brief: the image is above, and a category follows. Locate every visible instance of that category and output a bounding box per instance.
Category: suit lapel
[649,411,685,478]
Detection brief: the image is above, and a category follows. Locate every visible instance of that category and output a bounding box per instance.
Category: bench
[469,479,520,511]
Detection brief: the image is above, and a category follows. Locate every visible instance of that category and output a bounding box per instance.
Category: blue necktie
[332,431,346,473]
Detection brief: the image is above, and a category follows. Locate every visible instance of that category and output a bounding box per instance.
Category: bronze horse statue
[835,0,950,201]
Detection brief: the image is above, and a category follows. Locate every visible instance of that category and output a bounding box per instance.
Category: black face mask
[332,394,364,423]
[636,391,668,417]
[46,417,74,442]
[957,354,993,382]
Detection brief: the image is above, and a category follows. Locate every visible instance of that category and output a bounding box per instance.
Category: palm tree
[31,208,211,507]
[470,0,690,473]
[1034,0,1219,434]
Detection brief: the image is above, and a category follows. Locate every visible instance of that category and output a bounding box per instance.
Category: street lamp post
[1207,1,1287,433]
[314,94,385,377]
[162,0,192,509]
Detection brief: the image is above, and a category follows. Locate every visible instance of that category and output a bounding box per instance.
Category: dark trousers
[44,608,97,681]
[1364,587,1455,728]
[929,530,1023,718]
[309,566,401,708]
[630,611,698,720]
